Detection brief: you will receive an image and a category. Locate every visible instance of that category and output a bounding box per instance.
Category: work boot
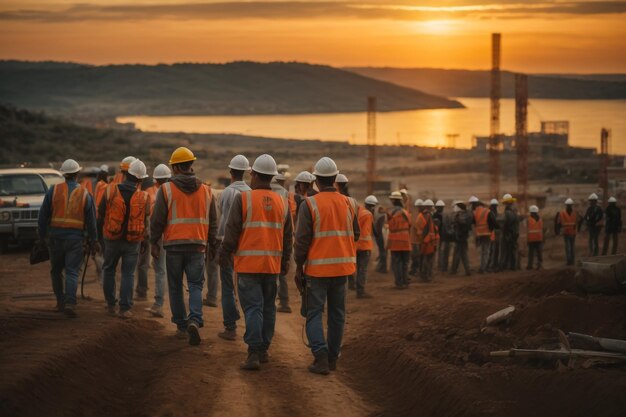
[356,292,373,299]
[187,321,201,346]
[240,352,261,370]
[277,304,292,313]
[144,305,164,318]
[203,299,217,308]
[106,305,117,316]
[259,351,270,364]
[119,310,133,319]
[218,328,237,341]
[63,304,77,318]
[55,300,65,312]
[308,352,330,375]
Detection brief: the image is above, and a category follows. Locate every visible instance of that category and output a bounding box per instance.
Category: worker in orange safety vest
[387,191,411,289]
[526,205,544,270]
[555,198,578,266]
[416,199,439,282]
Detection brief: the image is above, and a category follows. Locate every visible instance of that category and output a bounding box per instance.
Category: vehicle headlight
[0,211,10,222]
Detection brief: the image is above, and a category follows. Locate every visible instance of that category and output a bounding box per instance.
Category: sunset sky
[0,1,624,73]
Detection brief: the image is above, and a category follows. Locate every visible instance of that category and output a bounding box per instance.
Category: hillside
[0,61,462,117]
[346,67,626,99]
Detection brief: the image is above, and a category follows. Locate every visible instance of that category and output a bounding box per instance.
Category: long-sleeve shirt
[217,180,251,239]
[604,205,622,233]
[503,206,520,240]
[583,205,604,230]
[219,186,293,273]
[38,180,97,241]
[97,179,150,241]
[294,187,361,268]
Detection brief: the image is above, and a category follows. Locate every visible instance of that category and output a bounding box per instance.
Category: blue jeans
[356,250,371,294]
[49,238,84,305]
[305,276,347,360]
[152,241,167,307]
[237,274,278,353]
[102,239,140,311]
[564,235,576,265]
[391,251,410,287]
[220,265,241,330]
[166,251,205,330]
[135,240,150,295]
[205,248,219,303]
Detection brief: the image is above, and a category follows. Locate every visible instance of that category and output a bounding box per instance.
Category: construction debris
[490,348,626,363]
[568,332,626,354]
[484,305,515,326]
[575,254,626,294]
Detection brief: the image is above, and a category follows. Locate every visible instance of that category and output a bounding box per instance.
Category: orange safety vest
[103,184,149,242]
[527,216,544,243]
[162,181,212,247]
[234,190,286,274]
[356,206,374,252]
[94,180,108,215]
[146,184,158,214]
[50,182,88,230]
[80,178,94,195]
[304,192,357,277]
[287,191,297,221]
[111,172,124,185]
[387,207,411,252]
[417,212,438,254]
[559,210,577,236]
[473,206,491,237]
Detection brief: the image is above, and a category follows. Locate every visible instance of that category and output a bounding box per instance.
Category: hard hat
[588,193,599,200]
[365,195,379,205]
[400,188,408,195]
[565,198,574,205]
[468,196,479,203]
[414,198,424,207]
[252,154,279,176]
[295,171,316,183]
[336,174,349,183]
[490,198,499,206]
[608,196,617,203]
[169,147,196,165]
[389,191,403,200]
[128,159,149,179]
[435,200,445,207]
[228,154,251,171]
[529,205,539,213]
[502,193,516,203]
[60,159,82,174]
[120,156,136,171]
[423,199,434,207]
[313,157,339,177]
[153,164,172,179]
[275,172,287,181]
[99,164,109,172]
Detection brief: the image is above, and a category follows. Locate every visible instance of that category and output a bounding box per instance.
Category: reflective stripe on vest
[387,207,411,251]
[559,210,577,236]
[527,216,544,242]
[473,206,491,237]
[162,182,211,246]
[50,182,87,230]
[304,192,357,277]
[234,190,286,274]
[356,206,374,251]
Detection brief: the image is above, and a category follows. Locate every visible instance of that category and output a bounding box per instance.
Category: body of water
[119,98,626,153]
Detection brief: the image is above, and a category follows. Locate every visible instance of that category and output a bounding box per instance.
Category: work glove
[151,244,161,260]
[294,266,305,296]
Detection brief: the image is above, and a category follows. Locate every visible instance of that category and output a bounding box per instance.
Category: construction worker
[434,200,452,272]
[409,198,423,276]
[99,159,150,319]
[150,147,217,345]
[80,167,99,195]
[450,201,471,276]
[355,195,377,298]
[487,199,501,272]
[135,175,155,301]
[526,205,544,270]
[417,199,437,282]
[270,170,294,313]
[294,157,359,375]
[374,204,388,273]
[387,191,411,288]
[469,196,493,274]
[94,165,109,212]
[603,197,622,255]
[335,174,350,197]
[215,155,251,341]
[37,159,98,317]
[203,178,220,309]
[582,193,604,256]
[500,194,519,271]
[555,198,578,265]
[400,188,412,211]
[293,171,317,221]
[219,154,293,370]
[112,156,136,185]
[144,164,171,318]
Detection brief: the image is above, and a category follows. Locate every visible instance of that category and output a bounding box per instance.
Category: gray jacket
[218,180,251,239]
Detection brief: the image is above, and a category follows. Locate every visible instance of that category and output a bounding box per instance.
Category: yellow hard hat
[169,147,197,165]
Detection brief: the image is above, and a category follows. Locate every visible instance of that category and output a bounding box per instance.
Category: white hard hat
[588,193,599,200]
[490,198,499,206]
[468,196,479,203]
[400,188,408,195]
[365,195,379,205]
[60,159,82,174]
[529,205,539,213]
[153,164,172,179]
[414,198,424,207]
[389,191,403,200]
[252,154,279,176]
[313,157,339,177]
[128,159,149,179]
[335,174,349,183]
[435,200,445,207]
[423,199,434,207]
[502,193,516,203]
[228,154,251,171]
[565,198,574,205]
[608,196,617,203]
[295,171,316,183]
[120,156,136,171]
[99,164,109,172]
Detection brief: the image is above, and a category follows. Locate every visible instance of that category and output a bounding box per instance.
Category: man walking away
[215,155,251,341]
[583,193,604,256]
[112,156,136,185]
[387,191,412,288]
[219,154,292,370]
[450,201,471,276]
[38,159,98,318]
[355,195,377,298]
[603,197,622,255]
[294,157,359,375]
[555,198,578,266]
[135,175,155,301]
[469,196,492,274]
[150,147,217,345]
[409,199,423,276]
[417,199,437,282]
[487,199,500,272]
[99,159,150,319]
[293,171,317,222]
[270,171,294,313]
[500,194,519,271]
[435,200,454,272]
[526,205,544,270]
[374,205,388,273]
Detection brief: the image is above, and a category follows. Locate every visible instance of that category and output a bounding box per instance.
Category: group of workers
[36,147,622,374]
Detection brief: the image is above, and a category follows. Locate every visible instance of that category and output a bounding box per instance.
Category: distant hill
[0,61,462,117]
[346,67,626,99]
